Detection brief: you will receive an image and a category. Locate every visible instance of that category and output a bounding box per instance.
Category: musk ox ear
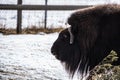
[68,27,74,44]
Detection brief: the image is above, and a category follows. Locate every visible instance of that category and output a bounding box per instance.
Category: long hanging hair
[51,4,120,80]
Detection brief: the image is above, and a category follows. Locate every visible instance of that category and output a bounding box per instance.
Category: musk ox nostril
[51,50,53,53]
[51,47,57,55]
[51,48,54,53]
[51,50,56,55]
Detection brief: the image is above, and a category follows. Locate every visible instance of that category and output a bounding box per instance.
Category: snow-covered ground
[0,33,76,80]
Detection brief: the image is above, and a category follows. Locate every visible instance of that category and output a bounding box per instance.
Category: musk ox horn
[68,27,74,44]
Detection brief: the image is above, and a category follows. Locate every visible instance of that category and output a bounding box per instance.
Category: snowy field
[0,33,76,80]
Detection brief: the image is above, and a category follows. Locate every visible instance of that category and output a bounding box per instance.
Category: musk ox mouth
[51,50,60,59]
[55,55,60,59]
[54,54,60,60]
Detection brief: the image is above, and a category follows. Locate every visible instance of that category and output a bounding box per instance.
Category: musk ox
[51,4,120,79]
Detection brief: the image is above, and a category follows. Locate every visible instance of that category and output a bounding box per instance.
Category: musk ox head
[51,4,120,79]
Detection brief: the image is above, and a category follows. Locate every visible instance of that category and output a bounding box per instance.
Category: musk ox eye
[63,35,67,38]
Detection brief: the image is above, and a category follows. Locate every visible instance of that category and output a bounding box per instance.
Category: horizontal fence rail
[0,4,91,10]
[0,2,92,34]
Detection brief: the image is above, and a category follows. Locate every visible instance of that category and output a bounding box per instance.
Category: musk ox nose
[51,46,57,55]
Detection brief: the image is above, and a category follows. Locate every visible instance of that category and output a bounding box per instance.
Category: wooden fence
[0,0,91,34]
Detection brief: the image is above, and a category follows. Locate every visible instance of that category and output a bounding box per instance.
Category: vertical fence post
[17,0,22,34]
[44,0,48,29]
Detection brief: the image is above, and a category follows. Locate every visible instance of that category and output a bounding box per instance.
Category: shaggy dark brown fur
[51,4,120,79]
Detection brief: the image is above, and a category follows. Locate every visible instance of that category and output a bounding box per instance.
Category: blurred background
[0,0,120,34]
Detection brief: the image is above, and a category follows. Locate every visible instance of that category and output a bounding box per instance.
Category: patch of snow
[0,33,73,80]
